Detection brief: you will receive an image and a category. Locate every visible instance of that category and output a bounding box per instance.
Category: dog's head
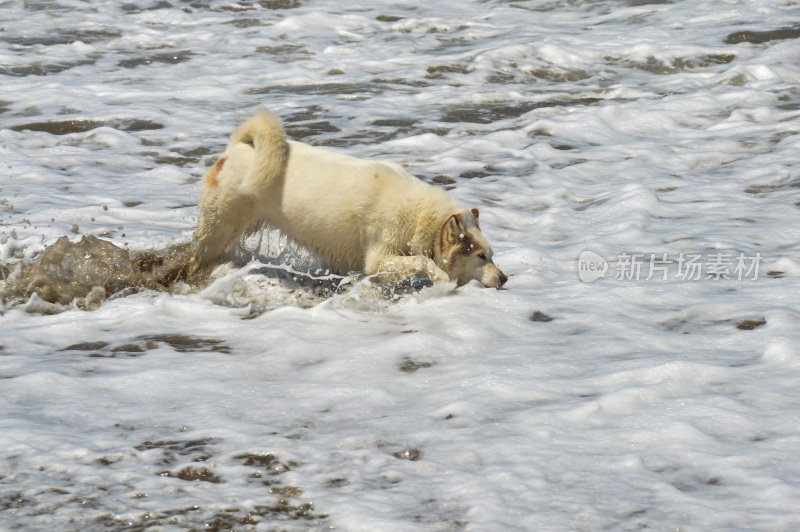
[436,208,507,288]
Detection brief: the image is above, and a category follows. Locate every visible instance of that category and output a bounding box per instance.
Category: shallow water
[2,0,800,530]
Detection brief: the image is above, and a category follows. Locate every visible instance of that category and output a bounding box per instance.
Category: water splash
[0,235,196,313]
[0,232,431,314]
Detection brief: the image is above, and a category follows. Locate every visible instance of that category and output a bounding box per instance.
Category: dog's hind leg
[189,158,257,274]
[189,109,289,275]
[190,197,256,274]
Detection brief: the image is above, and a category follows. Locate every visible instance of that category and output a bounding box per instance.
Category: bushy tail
[234,108,289,193]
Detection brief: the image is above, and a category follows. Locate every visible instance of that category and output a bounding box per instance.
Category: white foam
[1,0,800,530]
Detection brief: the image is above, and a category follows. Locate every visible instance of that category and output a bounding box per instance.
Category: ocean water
[2,0,800,530]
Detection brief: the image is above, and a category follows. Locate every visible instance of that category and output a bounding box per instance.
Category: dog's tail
[234,108,290,193]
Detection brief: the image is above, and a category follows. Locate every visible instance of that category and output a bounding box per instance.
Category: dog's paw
[419,261,455,285]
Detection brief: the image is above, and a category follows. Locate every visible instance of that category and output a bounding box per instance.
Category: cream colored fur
[190,109,507,288]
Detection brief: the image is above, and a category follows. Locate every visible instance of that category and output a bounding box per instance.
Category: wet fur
[190,109,507,288]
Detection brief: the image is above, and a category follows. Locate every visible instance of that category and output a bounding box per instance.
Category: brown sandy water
[0,235,201,312]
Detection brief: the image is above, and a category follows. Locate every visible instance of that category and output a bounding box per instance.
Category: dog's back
[274,140,458,272]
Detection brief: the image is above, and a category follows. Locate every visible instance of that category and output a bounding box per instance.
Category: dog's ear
[441,212,465,247]
[471,208,481,230]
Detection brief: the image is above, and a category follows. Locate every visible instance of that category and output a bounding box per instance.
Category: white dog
[189,109,507,288]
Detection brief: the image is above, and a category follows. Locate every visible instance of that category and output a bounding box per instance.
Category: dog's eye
[478,253,487,260]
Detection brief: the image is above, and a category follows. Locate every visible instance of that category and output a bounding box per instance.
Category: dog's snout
[497,271,508,288]
[483,265,508,288]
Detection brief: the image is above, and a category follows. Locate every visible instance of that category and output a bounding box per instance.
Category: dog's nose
[497,271,508,288]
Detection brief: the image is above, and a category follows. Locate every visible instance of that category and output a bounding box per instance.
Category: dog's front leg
[366,251,450,285]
